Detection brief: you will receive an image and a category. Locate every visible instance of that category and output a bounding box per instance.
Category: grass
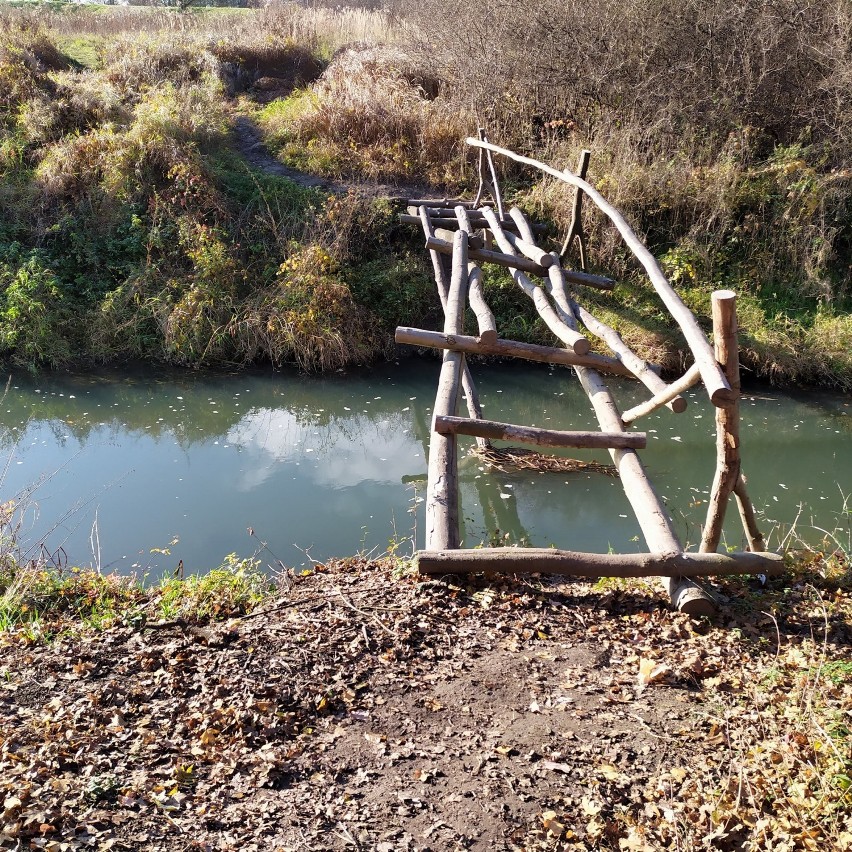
[0,552,274,638]
[0,2,850,387]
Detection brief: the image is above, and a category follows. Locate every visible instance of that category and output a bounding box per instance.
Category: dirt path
[232,116,435,202]
[3,559,848,851]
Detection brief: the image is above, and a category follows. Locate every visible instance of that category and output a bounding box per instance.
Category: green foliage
[153,553,272,622]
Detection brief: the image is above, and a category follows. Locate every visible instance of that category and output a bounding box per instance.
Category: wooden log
[701,290,743,553]
[415,547,784,577]
[425,351,462,550]
[508,206,537,244]
[434,415,647,449]
[434,227,484,250]
[400,213,547,234]
[467,265,498,346]
[394,326,635,377]
[560,149,590,269]
[419,206,491,450]
[571,299,687,413]
[733,476,766,552]
[480,127,505,219]
[465,137,733,406]
[575,367,717,616]
[501,229,555,267]
[477,208,591,356]
[445,231,468,338]
[621,364,702,424]
[407,198,475,208]
[426,236,544,275]
[424,231,469,551]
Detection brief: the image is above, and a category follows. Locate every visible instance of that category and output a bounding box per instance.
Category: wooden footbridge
[395,135,783,615]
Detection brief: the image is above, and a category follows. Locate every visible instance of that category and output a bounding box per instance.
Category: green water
[0,360,848,577]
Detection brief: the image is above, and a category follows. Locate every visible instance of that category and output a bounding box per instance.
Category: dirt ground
[2,559,850,852]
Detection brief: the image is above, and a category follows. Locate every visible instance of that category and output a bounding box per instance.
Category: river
[0,359,848,579]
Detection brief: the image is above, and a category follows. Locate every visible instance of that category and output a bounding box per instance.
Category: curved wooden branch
[465,137,733,407]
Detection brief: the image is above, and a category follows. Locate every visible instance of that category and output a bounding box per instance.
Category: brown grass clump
[259,44,469,186]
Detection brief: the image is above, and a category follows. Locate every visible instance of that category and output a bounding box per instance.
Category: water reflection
[0,360,848,577]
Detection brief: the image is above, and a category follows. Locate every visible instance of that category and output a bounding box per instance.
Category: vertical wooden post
[419,205,490,450]
[560,149,590,269]
[425,231,468,551]
[701,290,744,552]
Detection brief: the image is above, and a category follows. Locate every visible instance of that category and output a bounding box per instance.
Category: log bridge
[395,133,783,615]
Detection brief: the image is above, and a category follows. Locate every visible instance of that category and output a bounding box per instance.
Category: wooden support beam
[434,414,647,449]
[701,290,765,553]
[426,235,544,275]
[407,198,476,208]
[415,548,784,577]
[467,265,498,346]
[424,235,611,289]
[419,206,490,450]
[560,148,590,269]
[621,364,702,424]
[402,213,525,232]
[478,208,591,356]
[502,229,555,267]
[425,230,468,551]
[465,137,733,406]
[435,227,484,250]
[575,367,717,616]
[571,299,688,414]
[394,326,636,377]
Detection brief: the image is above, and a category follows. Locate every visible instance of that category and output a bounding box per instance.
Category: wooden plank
[465,137,734,406]
[394,327,635,377]
[415,548,784,577]
[434,415,647,449]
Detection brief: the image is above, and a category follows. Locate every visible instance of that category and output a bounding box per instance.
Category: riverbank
[1,555,850,850]
[0,4,850,388]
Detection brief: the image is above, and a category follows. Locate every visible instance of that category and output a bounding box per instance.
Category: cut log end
[669,580,717,617]
[572,338,592,356]
[710,387,737,407]
[477,330,498,346]
[670,396,688,414]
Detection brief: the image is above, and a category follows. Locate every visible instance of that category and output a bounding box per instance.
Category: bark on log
[416,548,784,577]
[465,137,733,406]
[394,327,635,377]
[621,364,702,424]
[434,415,647,449]
[571,299,687,413]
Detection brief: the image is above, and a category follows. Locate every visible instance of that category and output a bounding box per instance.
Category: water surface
[0,360,848,578]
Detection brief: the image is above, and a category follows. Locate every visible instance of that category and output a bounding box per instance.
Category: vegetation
[0,1,849,387]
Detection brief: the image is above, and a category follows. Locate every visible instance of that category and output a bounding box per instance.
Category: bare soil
[2,560,850,851]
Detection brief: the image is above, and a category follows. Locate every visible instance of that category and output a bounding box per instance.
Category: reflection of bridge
[396,134,782,615]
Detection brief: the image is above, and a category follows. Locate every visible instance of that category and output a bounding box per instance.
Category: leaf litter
[1,559,851,851]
